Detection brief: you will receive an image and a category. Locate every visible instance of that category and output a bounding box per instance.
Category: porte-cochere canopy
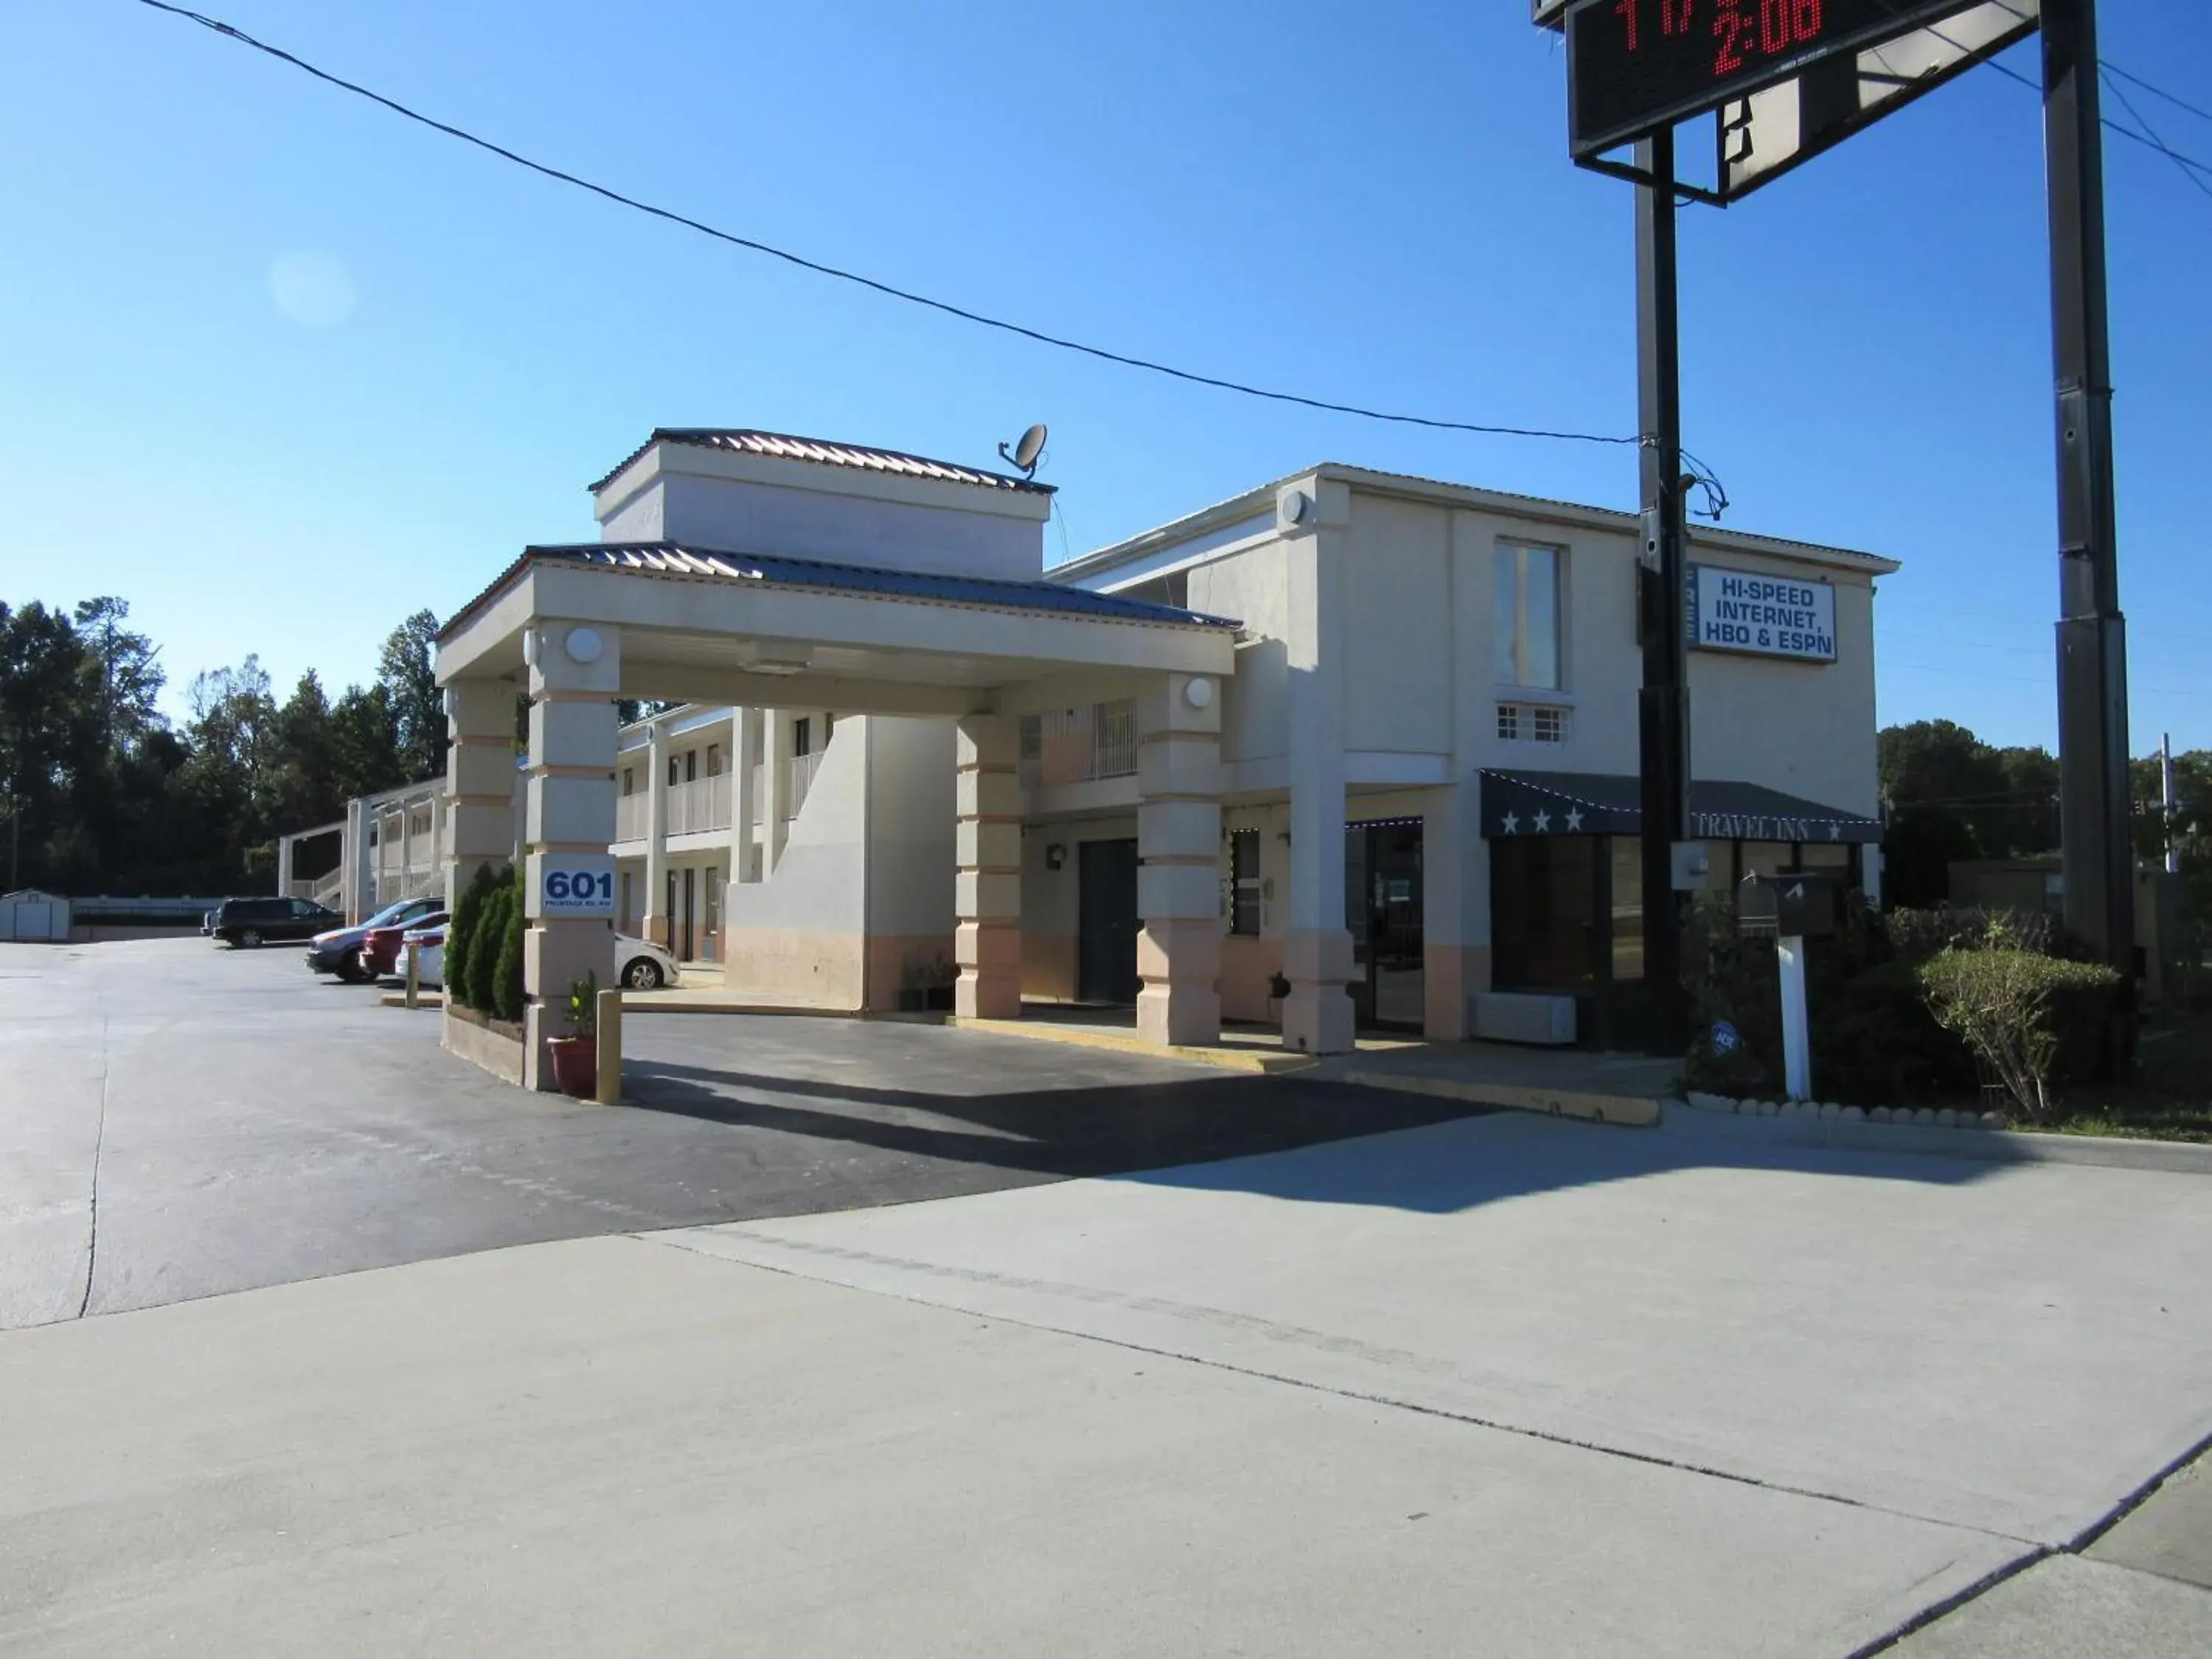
[437,540,1240,715]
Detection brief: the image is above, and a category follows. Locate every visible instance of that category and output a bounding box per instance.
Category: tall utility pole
[2043,0,2134,998]
[2163,734,2180,876]
[1635,128,1690,1056]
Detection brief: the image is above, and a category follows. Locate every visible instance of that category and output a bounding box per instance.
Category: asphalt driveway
[0,939,1484,1329]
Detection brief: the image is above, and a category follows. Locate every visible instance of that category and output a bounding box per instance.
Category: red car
[364,911,446,979]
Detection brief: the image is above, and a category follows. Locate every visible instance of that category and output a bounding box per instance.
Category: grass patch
[2042,1004,2212,1143]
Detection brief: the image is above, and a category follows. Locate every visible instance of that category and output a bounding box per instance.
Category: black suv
[212,896,343,947]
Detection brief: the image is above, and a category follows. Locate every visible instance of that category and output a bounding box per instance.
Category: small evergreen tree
[467,886,509,1015]
[445,862,499,1009]
[493,885,526,1023]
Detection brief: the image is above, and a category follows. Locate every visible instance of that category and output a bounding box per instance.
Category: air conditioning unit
[1473,991,1577,1046]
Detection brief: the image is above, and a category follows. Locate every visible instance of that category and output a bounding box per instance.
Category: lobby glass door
[1346,820,1424,1032]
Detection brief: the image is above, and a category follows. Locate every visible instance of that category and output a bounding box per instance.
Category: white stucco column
[521,624,621,1092]
[443,678,518,912]
[642,718,669,948]
[1280,482,1357,1055]
[731,706,757,886]
[1135,672,1222,1048]
[762,709,792,872]
[275,835,295,898]
[954,713,1021,1020]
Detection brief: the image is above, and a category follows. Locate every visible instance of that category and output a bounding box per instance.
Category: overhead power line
[131,0,1643,454]
[2100,68,2212,207]
[2104,63,2212,129]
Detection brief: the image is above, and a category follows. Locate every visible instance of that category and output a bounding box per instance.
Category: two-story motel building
[426,428,1893,1086]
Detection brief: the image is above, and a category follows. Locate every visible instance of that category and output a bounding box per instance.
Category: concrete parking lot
[0,938,1484,1329]
[4,937,2209,1655]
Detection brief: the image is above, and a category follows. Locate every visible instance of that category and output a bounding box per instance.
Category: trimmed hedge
[1918,947,2123,1121]
[1684,899,2121,1110]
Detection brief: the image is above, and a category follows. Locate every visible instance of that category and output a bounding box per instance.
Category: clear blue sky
[3,1,2206,751]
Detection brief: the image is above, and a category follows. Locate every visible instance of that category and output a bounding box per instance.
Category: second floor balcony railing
[614,791,650,844]
[1020,699,1137,790]
[666,773,733,836]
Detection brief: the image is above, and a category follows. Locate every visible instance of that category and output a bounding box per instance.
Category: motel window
[1495,541,1563,690]
[621,767,634,797]
[1741,842,1792,884]
[794,717,813,758]
[1491,837,1596,991]
[706,744,721,777]
[667,756,681,788]
[1228,829,1262,937]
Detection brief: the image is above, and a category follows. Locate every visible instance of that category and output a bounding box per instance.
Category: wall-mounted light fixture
[1045,844,1067,871]
[1277,830,1293,847]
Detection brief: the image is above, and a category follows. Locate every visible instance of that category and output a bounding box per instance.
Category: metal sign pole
[1776,933,1812,1100]
[1636,128,1691,1055]
[2042,0,2135,1038]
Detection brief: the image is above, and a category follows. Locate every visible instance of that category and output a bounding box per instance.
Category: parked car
[304,897,442,980]
[400,919,446,989]
[406,928,673,994]
[616,933,680,990]
[212,896,344,948]
[366,911,447,979]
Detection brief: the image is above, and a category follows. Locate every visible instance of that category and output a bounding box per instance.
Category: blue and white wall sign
[1687,566,1837,663]
[538,860,614,917]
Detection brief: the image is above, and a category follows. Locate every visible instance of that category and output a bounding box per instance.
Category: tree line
[1879,717,2208,912]
[1,597,445,897]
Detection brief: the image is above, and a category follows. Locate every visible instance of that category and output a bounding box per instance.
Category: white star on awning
[1500,812,1520,835]
[1533,810,1551,833]
[1564,807,1584,832]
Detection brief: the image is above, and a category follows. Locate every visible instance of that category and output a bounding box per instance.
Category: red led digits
[1714,0,1748,73]
[1616,0,1640,51]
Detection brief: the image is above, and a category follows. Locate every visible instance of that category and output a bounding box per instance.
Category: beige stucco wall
[723,722,867,1007]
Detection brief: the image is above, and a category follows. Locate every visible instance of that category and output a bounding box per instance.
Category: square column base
[955,921,1020,1020]
[1136,919,1221,1048]
[1281,926,1357,1055]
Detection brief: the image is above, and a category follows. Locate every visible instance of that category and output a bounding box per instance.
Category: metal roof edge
[586,428,1054,497]
[1058,461,1900,582]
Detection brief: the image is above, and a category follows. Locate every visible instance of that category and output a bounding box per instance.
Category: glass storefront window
[1741,841,1792,883]
[1492,838,1596,990]
[1798,844,1850,872]
[1610,838,1644,982]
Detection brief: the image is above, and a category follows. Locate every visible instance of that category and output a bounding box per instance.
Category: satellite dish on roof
[999,422,1047,479]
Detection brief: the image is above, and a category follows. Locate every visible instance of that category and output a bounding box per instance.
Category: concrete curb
[1659,1100,2212,1175]
[376,990,444,1010]
[1333,1068,1661,1127]
[945,1016,1316,1075]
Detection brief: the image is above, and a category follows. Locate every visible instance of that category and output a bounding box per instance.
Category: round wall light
[1183,676,1214,710]
[564,626,605,664]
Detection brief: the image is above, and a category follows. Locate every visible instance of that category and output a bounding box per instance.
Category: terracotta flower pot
[547,1034,598,1097]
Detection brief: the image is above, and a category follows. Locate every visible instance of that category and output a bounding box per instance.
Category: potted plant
[546,970,599,1097]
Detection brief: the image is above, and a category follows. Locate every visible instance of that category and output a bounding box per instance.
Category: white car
[400,925,678,992]
[614,933,680,990]
[398,920,448,988]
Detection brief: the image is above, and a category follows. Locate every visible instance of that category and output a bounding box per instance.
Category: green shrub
[467,886,509,1015]
[445,863,501,1011]
[1918,947,2122,1124]
[493,890,526,1024]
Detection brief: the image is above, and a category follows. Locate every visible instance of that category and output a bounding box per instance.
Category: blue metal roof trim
[526,542,1242,630]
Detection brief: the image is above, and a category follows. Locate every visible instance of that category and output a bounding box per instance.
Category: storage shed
[0,888,72,942]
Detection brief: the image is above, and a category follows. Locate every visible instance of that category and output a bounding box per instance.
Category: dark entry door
[1077,838,1141,1004]
[1346,820,1425,1032]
